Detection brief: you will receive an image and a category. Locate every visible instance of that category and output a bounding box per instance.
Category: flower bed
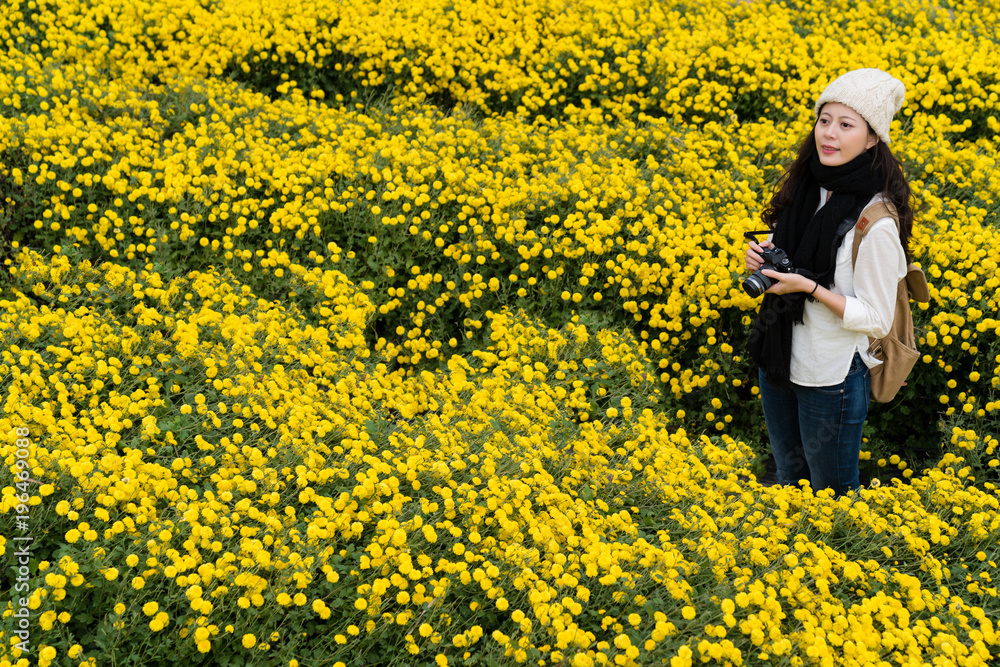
[1,0,999,665]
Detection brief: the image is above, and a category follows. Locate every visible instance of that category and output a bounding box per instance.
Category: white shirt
[789,188,908,387]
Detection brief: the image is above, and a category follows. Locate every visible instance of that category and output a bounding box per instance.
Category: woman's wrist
[809,281,819,296]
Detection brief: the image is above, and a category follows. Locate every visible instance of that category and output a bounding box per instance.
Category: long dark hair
[761,120,915,259]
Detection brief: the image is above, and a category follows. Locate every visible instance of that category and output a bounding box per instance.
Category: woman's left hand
[761,270,816,296]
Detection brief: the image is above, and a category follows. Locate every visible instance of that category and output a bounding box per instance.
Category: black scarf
[749,149,884,385]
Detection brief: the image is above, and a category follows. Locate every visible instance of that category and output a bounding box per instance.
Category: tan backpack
[851,201,930,403]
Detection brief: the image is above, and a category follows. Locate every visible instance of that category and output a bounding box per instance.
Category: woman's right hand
[746,239,775,272]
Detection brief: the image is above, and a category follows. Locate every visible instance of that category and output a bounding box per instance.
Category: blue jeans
[758,352,870,496]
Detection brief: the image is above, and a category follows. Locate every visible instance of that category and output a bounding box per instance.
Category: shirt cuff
[841,295,891,338]
[844,295,888,338]
[841,295,865,332]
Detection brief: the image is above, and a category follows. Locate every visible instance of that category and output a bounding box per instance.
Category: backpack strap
[850,201,898,267]
[850,200,931,304]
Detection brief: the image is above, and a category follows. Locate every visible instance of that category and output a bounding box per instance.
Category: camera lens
[742,271,771,298]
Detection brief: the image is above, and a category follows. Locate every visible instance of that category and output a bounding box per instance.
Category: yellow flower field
[1,0,999,665]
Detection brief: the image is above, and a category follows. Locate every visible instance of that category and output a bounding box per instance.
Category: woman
[745,68,913,495]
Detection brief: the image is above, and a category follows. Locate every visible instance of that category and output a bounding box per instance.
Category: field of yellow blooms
[1,0,1000,665]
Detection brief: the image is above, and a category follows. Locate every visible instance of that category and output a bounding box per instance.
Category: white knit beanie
[814,68,906,144]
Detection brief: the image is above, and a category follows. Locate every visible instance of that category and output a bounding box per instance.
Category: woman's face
[814,102,878,166]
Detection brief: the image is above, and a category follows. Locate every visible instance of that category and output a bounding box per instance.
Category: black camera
[742,234,795,298]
